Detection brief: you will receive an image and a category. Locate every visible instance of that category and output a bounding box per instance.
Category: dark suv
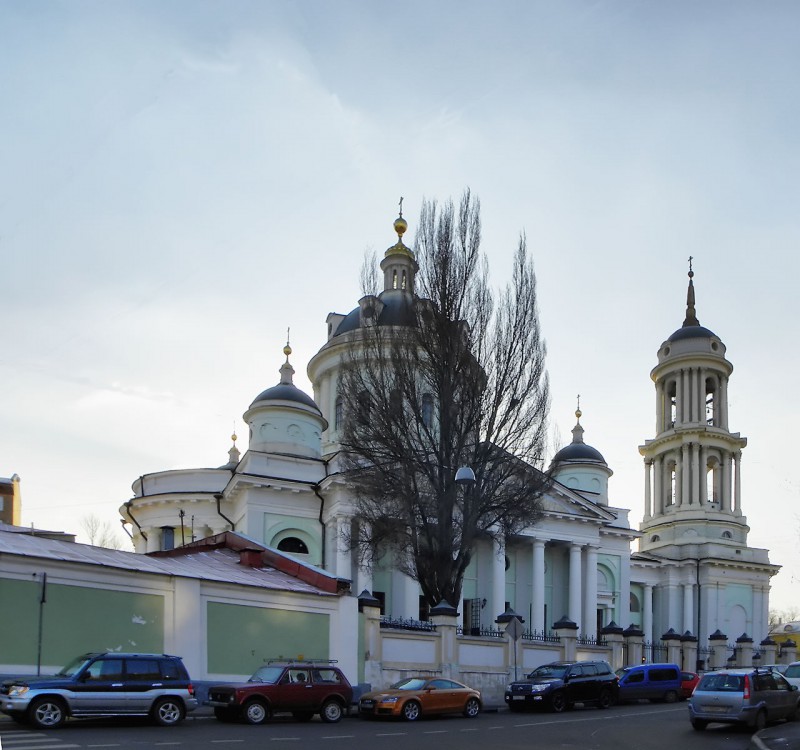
[207,661,353,724]
[0,652,197,729]
[505,660,619,713]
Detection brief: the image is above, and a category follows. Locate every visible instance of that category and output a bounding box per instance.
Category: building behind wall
[0,474,21,526]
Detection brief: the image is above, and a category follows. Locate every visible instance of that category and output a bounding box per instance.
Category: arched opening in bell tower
[668,381,677,428]
[706,456,720,505]
[705,377,717,426]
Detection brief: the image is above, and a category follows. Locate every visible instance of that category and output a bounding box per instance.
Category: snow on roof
[0,529,338,596]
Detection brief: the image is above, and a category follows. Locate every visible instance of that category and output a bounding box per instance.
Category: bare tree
[80,513,124,550]
[338,190,551,609]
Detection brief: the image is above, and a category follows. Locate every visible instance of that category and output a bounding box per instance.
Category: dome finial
[283,327,293,361]
[394,196,408,240]
[575,394,582,422]
[682,256,700,328]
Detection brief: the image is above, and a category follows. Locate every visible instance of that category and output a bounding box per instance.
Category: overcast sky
[2,0,798,615]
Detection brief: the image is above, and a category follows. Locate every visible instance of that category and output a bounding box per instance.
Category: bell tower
[639,262,749,550]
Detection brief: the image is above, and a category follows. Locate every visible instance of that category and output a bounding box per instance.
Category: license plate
[512,696,525,701]
[361,701,374,708]
[702,706,727,713]
[533,696,543,701]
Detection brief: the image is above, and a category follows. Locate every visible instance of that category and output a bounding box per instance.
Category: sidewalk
[749,723,800,750]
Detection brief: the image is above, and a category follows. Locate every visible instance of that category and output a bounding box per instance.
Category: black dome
[250,383,321,412]
[334,290,417,337]
[667,325,718,342]
[552,442,607,465]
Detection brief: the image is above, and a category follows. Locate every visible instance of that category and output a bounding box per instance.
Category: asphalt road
[0,702,792,750]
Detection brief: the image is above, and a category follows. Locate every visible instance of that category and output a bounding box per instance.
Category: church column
[720,377,729,429]
[676,370,684,426]
[357,521,373,595]
[336,517,352,581]
[691,442,701,506]
[722,452,732,512]
[568,543,583,631]
[699,446,708,504]
[531,538,546,633]
[683,583,694,633]
[681,444,690,506]
[491,535,506,626]
[583,546,598,637]
[734,451,742,514]
[644,460,652,519]
[654,457,663,515]
[643,584,654,643]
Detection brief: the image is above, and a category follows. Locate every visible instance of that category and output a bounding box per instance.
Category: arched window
[422,393,434,428]
[401,270,407,290]
[334,396,343,431]
[721,530,732,539]
[392,270,398,289]
[705,378,716,426]
[161,526,175,551]
[277,537,309,554]
[651,534,660,543]
[630,592,641,613]
[668,381,677,428]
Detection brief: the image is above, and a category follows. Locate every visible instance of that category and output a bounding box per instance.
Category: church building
[119,215,778,647]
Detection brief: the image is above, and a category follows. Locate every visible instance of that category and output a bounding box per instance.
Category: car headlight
[380,697,400,703]
[530,684,548,692]
[8,686,29,697]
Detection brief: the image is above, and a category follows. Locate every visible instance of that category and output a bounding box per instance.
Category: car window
[754,672,776,691]
[160,660,181,680]
[583,664,598,677]
[625,671,644,684]
[785,665,800,679]
[429,679,451,690]
[58,655,93,677]
[650,668,679,681]
[529,664,568,679]
[312,669,342,684]
[287,669,308,683]
[391,678,427,690]
[699,673,744,691]
[595,663,612,675]
[87,659,124,681]
[250,666,285,684]
[125,660,161,680]
[568,665,584,677]
[773,674,792,691]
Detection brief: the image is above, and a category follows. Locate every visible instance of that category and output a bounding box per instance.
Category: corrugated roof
[0,530,337,596]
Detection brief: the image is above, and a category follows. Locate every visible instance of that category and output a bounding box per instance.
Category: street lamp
[455,466,476,484]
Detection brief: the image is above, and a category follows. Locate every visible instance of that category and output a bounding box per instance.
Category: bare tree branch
[337,191,551,608]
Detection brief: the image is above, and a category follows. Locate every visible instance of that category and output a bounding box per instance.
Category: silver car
[688,668,799,731]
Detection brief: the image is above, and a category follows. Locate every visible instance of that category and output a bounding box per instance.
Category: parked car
[783,662,800,688]
[0,652,197,729]
[688,667,800,731]
[616,663,682,703]
[505,660,619,713]
[207,661,352,724]
[358,676,481,721]
[680,671,700,699]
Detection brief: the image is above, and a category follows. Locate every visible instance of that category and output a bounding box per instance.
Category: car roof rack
[266,658,339,665]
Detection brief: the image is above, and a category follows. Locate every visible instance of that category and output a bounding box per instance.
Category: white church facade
[119,217,778,649]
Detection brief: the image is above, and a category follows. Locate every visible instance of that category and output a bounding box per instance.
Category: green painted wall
[207,601,330,674]
[0,578,163,667]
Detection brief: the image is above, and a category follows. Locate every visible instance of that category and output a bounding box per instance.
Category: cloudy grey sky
[2,0,798,613]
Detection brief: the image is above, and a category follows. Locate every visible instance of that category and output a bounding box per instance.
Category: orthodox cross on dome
[576,394,582,422]
[280,328,295,385]
[571,395,585,444]
[398,196,404,218]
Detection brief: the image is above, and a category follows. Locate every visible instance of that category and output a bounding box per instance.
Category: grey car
[688,668,799,731]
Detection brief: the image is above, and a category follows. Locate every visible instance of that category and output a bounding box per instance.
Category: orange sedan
[358,677,482,721]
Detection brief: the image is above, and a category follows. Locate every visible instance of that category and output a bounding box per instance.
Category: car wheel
[214,707,238,723]
[663,690,678,704]
[151,697,185,726]
[463,697,481,718]
[28,697,66,729]
[243,699,271,725]
[691,719,707,731]
[596,688,613,709]
[549,691,567,713]
[753,710,767,731]
[320,699,344,723]
[401,700,421,721]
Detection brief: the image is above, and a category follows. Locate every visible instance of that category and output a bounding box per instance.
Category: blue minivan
[616,663,683,703]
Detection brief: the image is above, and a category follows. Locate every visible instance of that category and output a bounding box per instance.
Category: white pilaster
[531,538,546,633]
[568,543,582,631]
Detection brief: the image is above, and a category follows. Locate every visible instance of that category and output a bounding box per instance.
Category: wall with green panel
[0,578,163,668]
[207,601,329,675]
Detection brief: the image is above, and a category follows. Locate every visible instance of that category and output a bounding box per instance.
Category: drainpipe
[124,498,147,543]
[214,493,236,531]
[313,484,326,567]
